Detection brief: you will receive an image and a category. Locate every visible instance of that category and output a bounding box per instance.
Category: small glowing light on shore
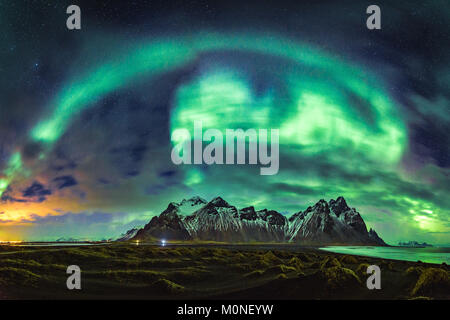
[161,239,166,247]
[135,240,140,245]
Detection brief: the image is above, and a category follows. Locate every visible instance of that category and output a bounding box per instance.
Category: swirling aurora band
[2,32,405,181]
[1,31,446,240]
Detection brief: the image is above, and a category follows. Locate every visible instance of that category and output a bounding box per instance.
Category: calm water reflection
[320,246,450,264]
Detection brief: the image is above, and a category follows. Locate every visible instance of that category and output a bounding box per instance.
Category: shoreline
[2,241,448,265]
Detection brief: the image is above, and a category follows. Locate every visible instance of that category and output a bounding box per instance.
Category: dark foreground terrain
[0,244,448,300]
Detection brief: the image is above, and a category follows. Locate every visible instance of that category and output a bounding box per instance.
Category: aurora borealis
[0,0,448,244]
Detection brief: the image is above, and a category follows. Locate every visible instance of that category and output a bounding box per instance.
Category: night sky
[0,0,448,244]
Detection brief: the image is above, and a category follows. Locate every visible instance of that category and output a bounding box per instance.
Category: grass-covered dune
[0,244,448,300]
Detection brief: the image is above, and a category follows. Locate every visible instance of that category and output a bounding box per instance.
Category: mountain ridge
[129,196,387,246]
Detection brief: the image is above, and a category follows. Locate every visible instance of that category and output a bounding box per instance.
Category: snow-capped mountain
[133,196,207,241]
[183,197,287,242]
[287,196,385,245]
[129,196,386,245]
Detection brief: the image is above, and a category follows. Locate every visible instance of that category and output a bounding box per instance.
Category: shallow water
[319,246,450,264]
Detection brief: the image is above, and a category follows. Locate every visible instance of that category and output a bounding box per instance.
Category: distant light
[161,239,166,247]
[0,240,22,245]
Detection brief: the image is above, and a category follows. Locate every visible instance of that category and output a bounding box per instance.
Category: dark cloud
[159,170,177,178]
[22,181,51,198]
[1,194,27,203]
[52,175,78,189]
[18,181,52,202]
[1,186,25,203]
[98,178,110,185]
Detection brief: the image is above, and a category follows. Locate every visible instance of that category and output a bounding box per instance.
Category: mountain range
[128,196,386,245]
[398,241,433,247]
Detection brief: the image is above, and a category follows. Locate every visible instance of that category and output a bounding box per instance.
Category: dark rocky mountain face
[368,228,386,244]
[130,196,386,246]
[287,197,385,245]
[133,197,207,241]
[239,206,258,221]
[180,197,287,242]
[134,214,191,240]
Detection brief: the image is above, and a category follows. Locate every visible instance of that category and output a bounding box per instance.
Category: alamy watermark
[66,265,81,290]
[366,264,381,289]
[66,5,81,30]
[171,121,279,175]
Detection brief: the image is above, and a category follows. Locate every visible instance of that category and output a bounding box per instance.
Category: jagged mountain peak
[288,211,304,222]
[304,196,353,218]
[308,199,330,214]
[208,196,231,207]
[161,196,207,217]
[329,196,350,217]
[257,209,286,226]
[161,202,179,216]
[239,206,257,221]
[180,196,207,206]
[368,228,386,245]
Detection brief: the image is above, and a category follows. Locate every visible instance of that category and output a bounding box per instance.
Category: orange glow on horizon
[0,240,22,244]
